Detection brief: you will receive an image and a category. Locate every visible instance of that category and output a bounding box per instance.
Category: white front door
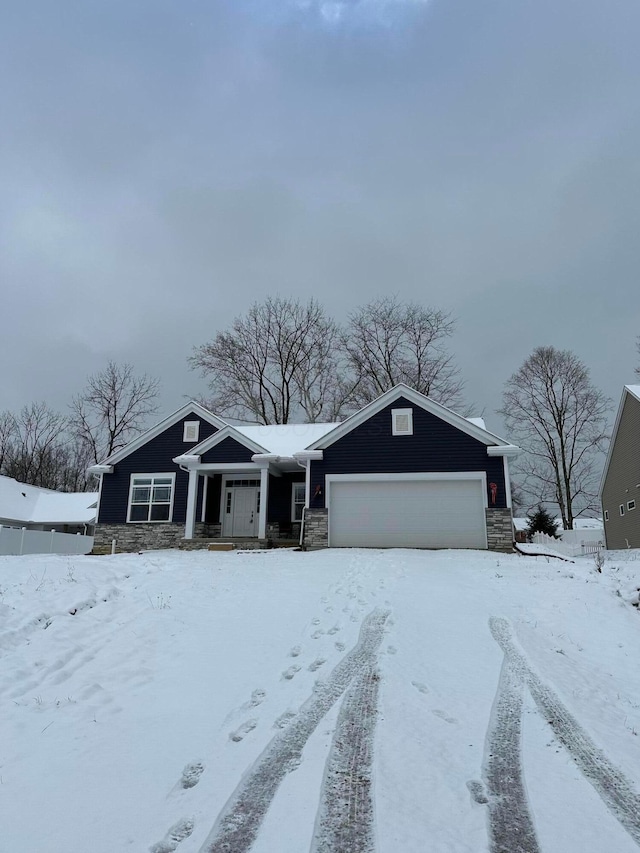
[223,487,259,537]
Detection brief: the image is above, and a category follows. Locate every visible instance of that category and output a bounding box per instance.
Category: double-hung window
[128,474,175,522]
[292,482,306,521]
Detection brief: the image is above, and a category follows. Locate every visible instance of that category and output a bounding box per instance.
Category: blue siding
[98,414,219,524]
[200,437,255,464]
[267,473,304,524]
[309,397,507,509]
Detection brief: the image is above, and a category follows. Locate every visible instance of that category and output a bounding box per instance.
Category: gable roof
[599,384,640,497]
[0,475,98,525]
[91,401,228,469]
[304,384,514,451]
[183,421,341,462]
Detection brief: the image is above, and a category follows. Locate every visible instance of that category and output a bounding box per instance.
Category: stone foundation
[92,523,186,554]
[485,508,515,552]
[303,508,328,549]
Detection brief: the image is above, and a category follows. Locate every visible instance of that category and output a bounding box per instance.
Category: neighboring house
[0,475,98,533]
[89,385,520,554]
[600,385,640,549]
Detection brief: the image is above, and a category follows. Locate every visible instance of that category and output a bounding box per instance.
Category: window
[128,474,175,522]
[392,408,413,436]
[620,504,625,517]
[604,510,609,521]
[183,421,200,442]
[292,482,306,521]
[628,500,636,511]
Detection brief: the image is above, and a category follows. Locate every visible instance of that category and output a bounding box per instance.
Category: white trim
[486,445,520,457]
[126,473,176,523]
[293,450,324,461]
[184,470,198,539]
[189,424,268,458]
[219,475,262,526]
[620,504,625,516]
[305,384,514,451]
[391,408,413,436]
[201,475,209,523]
[503,456,512,510]
[604,510,609,522]
[99,402,227,467]
[628,500,636,511]
[192,462,260,473]
[325,472,488,549]
[183,421,200,443]
[258,468,268,538]
[292,481,306,522]
[87,464,114,475]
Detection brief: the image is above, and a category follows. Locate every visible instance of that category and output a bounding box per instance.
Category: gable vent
[183,421,200,442]
[392,408,413,436]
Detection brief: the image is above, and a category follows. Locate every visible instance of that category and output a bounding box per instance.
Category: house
[89,385,520,554]
[0,475,98,533]
[600,385,640,549]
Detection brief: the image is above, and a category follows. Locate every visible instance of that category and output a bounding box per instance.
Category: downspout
[296,458,310,549]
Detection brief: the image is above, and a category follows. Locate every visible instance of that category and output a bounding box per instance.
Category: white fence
[531,531,604,558]
[0,526,94,556]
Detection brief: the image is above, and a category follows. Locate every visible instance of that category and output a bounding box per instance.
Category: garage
[327,475,488,549]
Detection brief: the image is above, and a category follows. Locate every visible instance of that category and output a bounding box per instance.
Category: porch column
[184,469,198,539]
[258,466,269,539]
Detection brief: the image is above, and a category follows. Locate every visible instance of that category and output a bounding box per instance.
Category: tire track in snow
[490,617,640,848]
[310,663,380,853]
[197,608,390,853]
[483,655,541,853]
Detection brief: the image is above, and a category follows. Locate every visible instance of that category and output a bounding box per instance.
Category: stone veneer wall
[485,508,514,552]
[92,522,186,554]
[303,508,328,549]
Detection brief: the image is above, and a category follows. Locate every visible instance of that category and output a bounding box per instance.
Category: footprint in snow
[180,762,205,789]
[230,720,258,742]
[311,629,325,639]
[327,626,340,635]
[432,709,458,724]
[467,780,489,805]
[308,658,326,672]
[150,817,195,852]
[335,641,346,652]
[282,665,301,680]
[289,646,302,658]
[387,645,397,655]
[312,617,321,625]
[411,681,429,694]
[245,688,266,708]
[273,711,296,729]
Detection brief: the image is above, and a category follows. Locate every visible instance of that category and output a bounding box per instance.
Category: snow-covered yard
[2,547,640,853]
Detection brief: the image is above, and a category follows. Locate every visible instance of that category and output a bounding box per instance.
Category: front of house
[600,385,640,549]
[90,385,519,553]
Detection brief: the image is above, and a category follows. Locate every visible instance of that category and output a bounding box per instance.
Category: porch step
[178,538,300,552]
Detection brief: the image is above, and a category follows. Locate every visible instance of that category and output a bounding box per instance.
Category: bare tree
[499,346,610,529]
[70,362,160,464]
[1,402,70,488]
[342,297,463,409]
[190,297,345,423]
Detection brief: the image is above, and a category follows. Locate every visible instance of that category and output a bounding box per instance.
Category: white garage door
[328,477,487,549]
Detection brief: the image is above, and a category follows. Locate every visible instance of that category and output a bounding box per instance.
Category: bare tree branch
[342,296,463,409]
[498,346,611,528]
[190,298,346,423]
[70,362,160,464]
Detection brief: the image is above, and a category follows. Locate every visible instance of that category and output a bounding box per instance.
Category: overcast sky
[2,0,639,431]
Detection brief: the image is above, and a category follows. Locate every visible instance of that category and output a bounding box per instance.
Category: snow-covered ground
[2,547,640,853]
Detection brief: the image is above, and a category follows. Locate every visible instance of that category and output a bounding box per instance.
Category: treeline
[0,363,159,492]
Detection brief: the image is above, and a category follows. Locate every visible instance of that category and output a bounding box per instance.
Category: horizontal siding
[200,437,255,464]
[268,473,305,524]
[602,394,640,548]
[310,397,506,510]
[98,414,219,525]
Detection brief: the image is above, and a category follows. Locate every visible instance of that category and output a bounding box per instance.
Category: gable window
[292,482,306,521]
[183,421,200,442]
[128,474,175,522]
[392,408,413,436]
[628,500,636,511]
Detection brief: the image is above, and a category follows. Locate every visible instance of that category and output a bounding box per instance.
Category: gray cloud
[1,0,639,433]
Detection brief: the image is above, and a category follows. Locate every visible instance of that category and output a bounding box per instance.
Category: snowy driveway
[1,548,640,853]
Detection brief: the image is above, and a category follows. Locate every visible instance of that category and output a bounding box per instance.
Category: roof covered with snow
[0,476,98,525]
[624,385,640,402]
[234,423,341,457]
